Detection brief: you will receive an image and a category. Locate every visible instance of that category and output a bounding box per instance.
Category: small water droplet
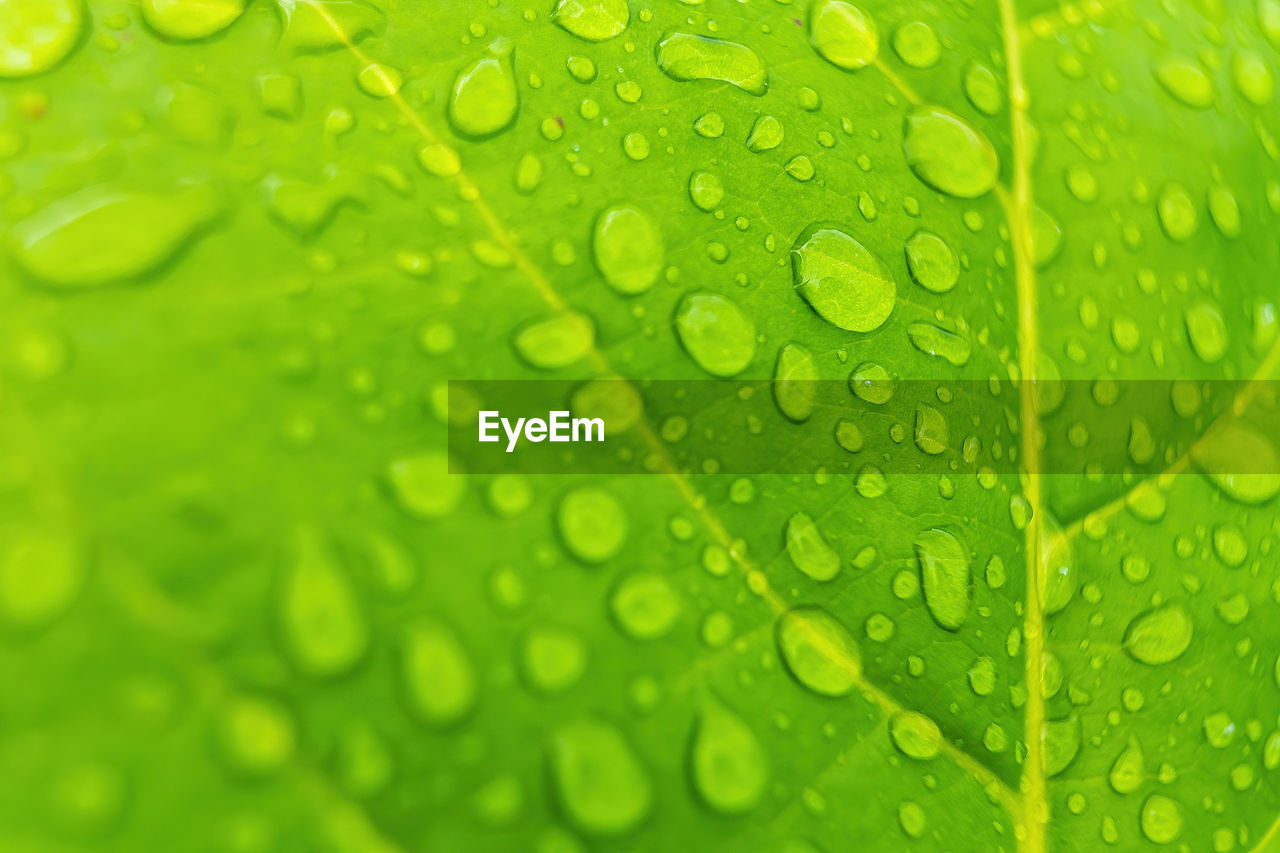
[891,21,939,68]
[746,115,784,151]
[593,205,663,294]
[513,311,595,369]
[673,292,755,377]
[552,0,629,41]
[791,224,895,332]
[610,572,679,639]
[775,605,860,696]
[904,230,959,293]
[448,41,518,138]
[1123,603,1193,665]
[785,512,840,581]
[385,451,463,519]
[558,487,627,563]
[915,528,970,630]
[889,712,942,760]
[773,343,817,422]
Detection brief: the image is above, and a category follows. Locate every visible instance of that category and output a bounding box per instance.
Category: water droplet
[385,451,463,519]
[914,404,948,455]
[1043,716,1081,776]
[891,21,939,68]
[968,656,995,695]
[0,527,83,630]
[808,0,878,71]
[790,224,895,332]
[1157,182,1198,242]
[1184,301,1227,363]
[907,321,971,366]
[904,230,958,293]
[785,155,815,181]
[1192,421,1280,504]
[336,722,393,797]
[898,801,927,838]
[786,512,840,581]
[915,528,970,630]
[558,487,627,563]
[521,626,587,693]
[356,62,401,97]
[552,0,629,41]
[1203,710,1236,748]
[688,171,724,211]
[746,115,783,151]
[449,41,518,138]
[903,106,998,198]
[889,712,941,760]
[215,695,295,776]
[1155,57,1214,108]
[1123,603,1193,665]
[0,0,82,77]
[1040,512,1077,615]
[1107,738,1144,794]
[400,620,477,726]
[850,361,893,403]
[10,184,220,288]
[673,292,756,377]
[143,0,243,39]
[655,32,768,95]
[775,605,860,696]
[610,572,679,639]
[690,696,769,814]
[513,311,594,369]
[964,62,1003,115]
[593,205,662,294]
[1212,524,1247,567]
[279,527,368,678]
[1140,794,1182,844]
[773,343,817,422]
[1233,51,1274,105]
[1208,185,1241,237]
[549,719,653,837]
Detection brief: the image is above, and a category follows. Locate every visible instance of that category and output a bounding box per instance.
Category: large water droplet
[903,107,998,198]
[10,184,220,288]
[674,292,756,377]
[279,527,369,678]
[775,605,860,696]
[0,0,82,77]
[907,321,971,366]
[1155,57,1214,108]
[385,451,463,519]
[1140,794,1182,844]
[549,719,653,837]
[808,0,878,71]
[513,311,594,369]
[1042,716,1081,776]
[400,620,477,726]
[1184,301,1227,363]
[791,224,895,332]
[690,696,769,814]
[773,343,817,422]
[610,572,679,639]
[904,230,958,293]
[552,0,629,41]
[0,527,83,630]
[915,528,970,631]
[1192,421,1280,504]
[448,41,518,138]
[593,205,662,295]
[558,487,627,563]
[655,32,768,95]
[746,114,783,152]
[1123,603,1193,665]
[889,712,942,760]
[891,21,939,68]
[143,0,244,40]
[786,512,840,581]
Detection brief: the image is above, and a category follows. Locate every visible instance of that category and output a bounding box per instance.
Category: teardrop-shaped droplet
[904,230,958,293]
[1042,716,1081,776]
[773,343,817,422]
[808,0,878,70]
[690,696,769,814]
[903,106,998,198]
[558,487,627,563]
[552,0,629,41]
[448,41,519,138]
[915,528,970,631]
[143,0,244,40]
[746,114,784,152]
[791,224,896,332]
[785,512,840,581]
[1108,738,1144,794]
[0,0,82,77]
[279,527,369,678]
[400,620,477,726]
[10,184,220,288]
[674,292,756,377]
[1040,512,1077,615]
[592,205,663,294]
[513,311,594,369]
[655,32,768,95]
[1123,603,1193,665]
[775,605,860,696]
[549,719,653,837]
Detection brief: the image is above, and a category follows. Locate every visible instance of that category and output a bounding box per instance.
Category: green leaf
[1,0,1279,851]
